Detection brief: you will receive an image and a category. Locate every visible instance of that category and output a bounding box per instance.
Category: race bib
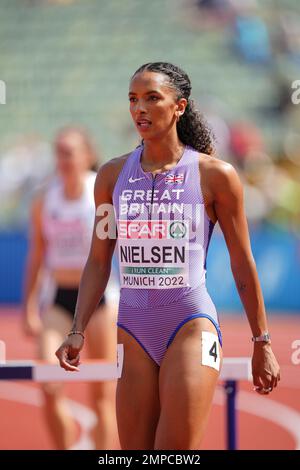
[118,219,190,289]
[201,331,221,372]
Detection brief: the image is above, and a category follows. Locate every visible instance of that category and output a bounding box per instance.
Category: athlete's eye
[149,95,159,101]
[129,97,137,103]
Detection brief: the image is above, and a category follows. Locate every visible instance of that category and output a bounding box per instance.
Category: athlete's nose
[135,99,147,115]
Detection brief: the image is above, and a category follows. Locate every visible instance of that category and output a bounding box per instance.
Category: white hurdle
[0,344,251,382]
[0,344,251,450]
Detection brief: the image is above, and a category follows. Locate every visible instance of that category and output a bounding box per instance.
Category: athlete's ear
[175,98,187,121]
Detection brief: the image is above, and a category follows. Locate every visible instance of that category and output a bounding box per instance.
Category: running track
[0,308,299,450]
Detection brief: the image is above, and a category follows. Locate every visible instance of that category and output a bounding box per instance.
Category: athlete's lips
[136,118,152,129]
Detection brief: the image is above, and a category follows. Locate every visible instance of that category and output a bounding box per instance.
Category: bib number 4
[209,341,218,363]
[201,331,221,371]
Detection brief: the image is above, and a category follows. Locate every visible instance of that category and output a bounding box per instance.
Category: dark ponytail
[177,99,214,155]
[132,62,215,155]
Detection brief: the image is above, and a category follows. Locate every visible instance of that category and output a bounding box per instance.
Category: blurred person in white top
[23,127,117,450]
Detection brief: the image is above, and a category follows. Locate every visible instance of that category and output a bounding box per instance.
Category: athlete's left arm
[212,161,280,394]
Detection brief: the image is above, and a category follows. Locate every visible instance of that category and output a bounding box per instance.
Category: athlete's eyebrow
[128,90,162,96]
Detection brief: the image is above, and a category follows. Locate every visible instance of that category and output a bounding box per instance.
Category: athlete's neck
[62,175,85,200]
[141,136,185,173]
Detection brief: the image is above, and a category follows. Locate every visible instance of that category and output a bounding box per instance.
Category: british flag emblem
[165,173,184,184]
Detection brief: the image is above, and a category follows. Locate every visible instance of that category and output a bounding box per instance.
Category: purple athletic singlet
[112,145,222,365]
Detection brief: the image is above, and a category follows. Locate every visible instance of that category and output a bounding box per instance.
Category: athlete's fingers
[272,368,281,389]
[55,346,80,371]
[255,387,271,395]
[254,374,275,394]
[67,354,80,366]
[57,351,80,371]
[59,358,79,372]
[262,374,273,389]
[67,346,81,360]
[253,374,272,394]
[253,375,264,388]
[254,381,272,394]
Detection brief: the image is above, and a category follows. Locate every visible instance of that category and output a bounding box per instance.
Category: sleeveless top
[112,145,215,309]
[42,171,96,270]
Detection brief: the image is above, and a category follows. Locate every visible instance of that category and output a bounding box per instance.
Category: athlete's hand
[55,334,84,372]
[252,343,280,394]
[23,311,43,337]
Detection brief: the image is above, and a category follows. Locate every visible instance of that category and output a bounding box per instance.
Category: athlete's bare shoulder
[94,151,132,202]
[198,152,234,176]
[198,153,241,198]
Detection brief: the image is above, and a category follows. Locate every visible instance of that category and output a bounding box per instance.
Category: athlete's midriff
[52,268,82,287]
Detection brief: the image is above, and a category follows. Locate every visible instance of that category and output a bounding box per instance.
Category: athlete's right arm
[23,196,45,336]
[56,156,125,371]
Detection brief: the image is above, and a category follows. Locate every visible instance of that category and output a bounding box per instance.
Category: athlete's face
[55,132,89,178]
[129,71,187,140]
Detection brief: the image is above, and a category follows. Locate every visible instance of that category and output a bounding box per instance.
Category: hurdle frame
[0,344,251,450]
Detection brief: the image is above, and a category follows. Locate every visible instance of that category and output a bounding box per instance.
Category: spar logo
[118,220,188,239]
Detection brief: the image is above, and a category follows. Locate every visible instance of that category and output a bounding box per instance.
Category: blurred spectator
[193,0,234,28]
[199,97,231,158]
[197,0,230,9]
[278,11,300,63]
[263,76,294,118]
[229,121,265,166]
[240,150,300,231]
[241,152,280,225]
[232,11,272,64]
[284,131,300,167]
